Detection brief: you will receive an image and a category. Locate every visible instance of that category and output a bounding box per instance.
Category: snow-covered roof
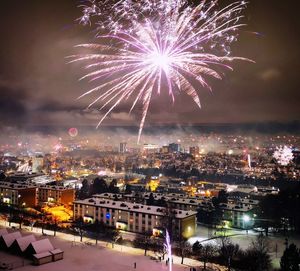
[1,231,22,247]
[93,193,123,199]
[220,202,256,212]
[38,185,74,191]
[50,248,63,255]
[0,181,36,190]
[30,238,54,254]
[239,198,259,205]
[95,192,208,206]
[0,228,8,237]
[74,198,197,219]
[33,251,52,259]
[14,234,36,252]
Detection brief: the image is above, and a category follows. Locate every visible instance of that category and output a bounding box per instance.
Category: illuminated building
[161,146,169,153]
[146,179,160,192]
[73,198,197,238]
[38,185,75,206]
[143,144,160,154]
[32,155,44,173]
[168,143,181,153]
[8,173,44,183]
[220,202,256,229]
[0,181,75,207]
[0,181,38,207]
[94,191,260,230]
[119,142,127,153]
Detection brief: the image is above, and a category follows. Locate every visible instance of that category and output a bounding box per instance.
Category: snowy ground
[191,224,300,269]
[0,220,224,271]
[1,219,300,270]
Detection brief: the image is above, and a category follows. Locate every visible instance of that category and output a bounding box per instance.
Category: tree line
[77,177,120,199]
[256,184,300,235]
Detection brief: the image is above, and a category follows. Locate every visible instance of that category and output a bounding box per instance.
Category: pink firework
[70,0,251,143]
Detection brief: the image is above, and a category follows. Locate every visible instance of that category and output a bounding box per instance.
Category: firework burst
[273,145,294,166]
[70,0,251,143]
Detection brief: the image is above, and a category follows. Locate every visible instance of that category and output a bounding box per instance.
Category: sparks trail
[70,0,251,143]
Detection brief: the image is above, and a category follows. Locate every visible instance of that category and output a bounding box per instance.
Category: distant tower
[119,142,127,153]
[32,155,44,173]
[169,143,181,153]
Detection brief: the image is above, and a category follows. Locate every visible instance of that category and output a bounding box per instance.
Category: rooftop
[0,181,74,191]
[0,181,37,190]
[74,198,197,219]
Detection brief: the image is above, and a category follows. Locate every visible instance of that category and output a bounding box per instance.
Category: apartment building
[220,202,256,229]
[0,181,38,207]
[73,198,197,238]
[0,181,75,207]
[38,185,75,206]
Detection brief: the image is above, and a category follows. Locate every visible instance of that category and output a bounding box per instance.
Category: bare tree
[134,231,153,256]
[86,219,105,245]
[52,216,59,237]
[73,217,85,242]
[240,233,271,271]
[105,227,120,248]
[251,233,270,254]
[152,238,166,260]
[41,214,46,235]
[18,213,24,230]
[217,236,239,271]
[176,237,192,264]
[194,242,217,270]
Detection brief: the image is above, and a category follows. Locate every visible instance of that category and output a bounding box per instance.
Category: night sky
[0,0,299,132]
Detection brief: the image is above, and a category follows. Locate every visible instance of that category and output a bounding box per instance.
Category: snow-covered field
[2,220,300,271]
[193,224,300,269]
[0,221,222,271]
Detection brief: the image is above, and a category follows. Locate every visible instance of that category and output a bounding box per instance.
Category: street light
[243,215,250,234]
[243,215,250,223]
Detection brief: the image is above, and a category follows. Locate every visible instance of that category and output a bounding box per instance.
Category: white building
[32,156,44,173]
[73,198,197,238]
[119,142,127,153]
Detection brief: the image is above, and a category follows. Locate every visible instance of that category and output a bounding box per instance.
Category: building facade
[73,198,197,238]
[119,142,127,153]
[220,202,256,229]
[0,182,38,207]
[38,185,75,206]
[0,181,75,207]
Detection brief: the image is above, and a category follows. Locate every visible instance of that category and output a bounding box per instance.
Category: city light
[243,214,250,223]
[0,1,298,271]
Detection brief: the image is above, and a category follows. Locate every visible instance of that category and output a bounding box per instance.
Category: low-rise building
[0,181,75,207]
[0,181,38,207]
[81,192,259,230]
[73,198,197,238]
[220,202,256,229]
[38,185,75,206]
